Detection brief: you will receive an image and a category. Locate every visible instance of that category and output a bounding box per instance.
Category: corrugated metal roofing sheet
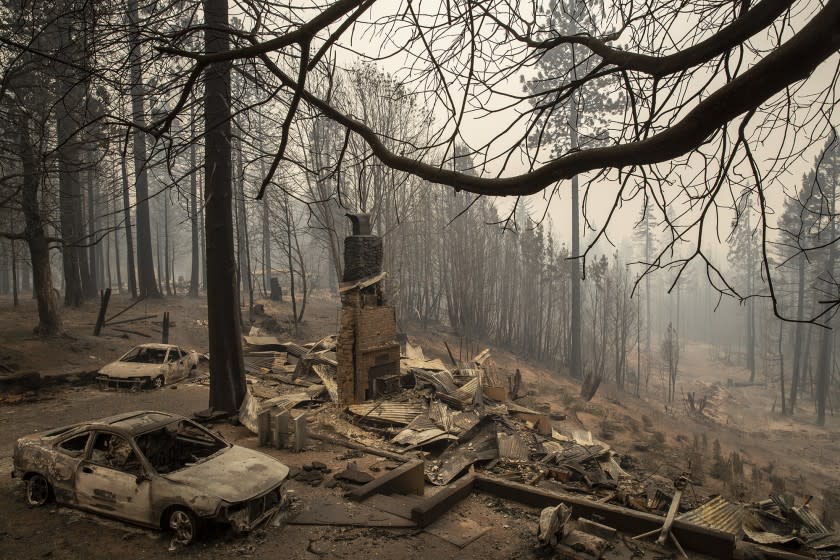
[347,402,426,425]
[793,505,829,535]
[450,377,479,402]
[413,369,458,393]
[312,364,338,402]
[497,432,529,461]
[678,496,746,536]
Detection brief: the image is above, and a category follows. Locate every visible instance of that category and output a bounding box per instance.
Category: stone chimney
[335,214,401,404]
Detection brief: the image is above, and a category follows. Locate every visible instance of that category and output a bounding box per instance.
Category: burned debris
[226,215,840,560]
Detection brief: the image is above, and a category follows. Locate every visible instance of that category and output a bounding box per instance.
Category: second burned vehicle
[12,411,290,544]
[97,343,199,390]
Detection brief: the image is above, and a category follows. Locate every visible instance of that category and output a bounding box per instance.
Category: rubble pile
[240,336,658,507]
[236,334,839,559]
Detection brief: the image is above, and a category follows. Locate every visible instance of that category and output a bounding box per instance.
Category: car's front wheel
[167,508,198,545]
[25,473,51,506]
[151,375,165,389]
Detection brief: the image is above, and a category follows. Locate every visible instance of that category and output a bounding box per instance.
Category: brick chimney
[335,214,401,404]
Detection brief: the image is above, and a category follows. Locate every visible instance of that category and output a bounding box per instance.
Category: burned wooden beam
[93,288,112,336]
[103,295,147,324]
[347,459,425,501]
[308,432,413,463]
[474,476,736,559]
[410,473,476,527]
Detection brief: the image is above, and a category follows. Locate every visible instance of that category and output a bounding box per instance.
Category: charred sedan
[12,411,289,544]
[97,344,199,390]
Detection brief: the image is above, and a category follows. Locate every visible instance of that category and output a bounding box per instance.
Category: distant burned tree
[775,135,840,425]
[728,195,760,382]
[661,322,679,403]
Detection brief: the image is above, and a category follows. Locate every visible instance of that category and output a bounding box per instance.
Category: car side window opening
[164,350,176,363]
[121,347,167,364]
[57,433,90,457]
[89,433,143,475]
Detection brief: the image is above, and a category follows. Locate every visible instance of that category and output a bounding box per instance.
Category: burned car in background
[12,411,290,544]
[97,344,199,390]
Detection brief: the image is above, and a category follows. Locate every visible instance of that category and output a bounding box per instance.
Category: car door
[165,347,184,382]
[175,347,189,381]
[50,431,92,503]
[74,431,153,525]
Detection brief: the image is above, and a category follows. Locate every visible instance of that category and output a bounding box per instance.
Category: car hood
[161,445,289,503]
[99,362,163,378]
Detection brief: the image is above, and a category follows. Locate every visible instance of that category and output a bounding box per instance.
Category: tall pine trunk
[816,183,837,426]
[569,103,582,380]
[790,253,805,411]
[127,0,160,298]
[120,154,138,298]
[204,0,246,413]
[189,113,200,297]
[55,10,85,308]
[18,110,62,335]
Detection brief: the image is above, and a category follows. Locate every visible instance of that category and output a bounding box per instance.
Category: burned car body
[12,411,289,543]
[97,344,199,390]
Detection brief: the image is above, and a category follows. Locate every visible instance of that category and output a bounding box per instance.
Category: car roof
[87,410,181,435]
[133,343,178,350]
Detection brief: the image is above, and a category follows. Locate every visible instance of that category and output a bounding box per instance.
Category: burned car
[97,344,199,390]
[12,411,289,544]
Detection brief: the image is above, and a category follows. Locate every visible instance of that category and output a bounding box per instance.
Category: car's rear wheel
[25,474,51,506]
[152,375,165,389]
[167,508,198,545]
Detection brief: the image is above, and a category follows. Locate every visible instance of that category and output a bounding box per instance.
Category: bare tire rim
[26,475,49,506]
[153,376,164,389]
[169,510,194,543]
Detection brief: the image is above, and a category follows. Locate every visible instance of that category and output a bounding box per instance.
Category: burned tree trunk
[189,113,199,297]
[127,0,160,299]
[789,252,805,412]
[120,154,138,298]
[18,110,62,335]
[55,16,85,308]
[204,0,246,413]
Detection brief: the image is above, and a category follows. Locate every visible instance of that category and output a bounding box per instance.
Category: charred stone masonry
[336,214,401,405]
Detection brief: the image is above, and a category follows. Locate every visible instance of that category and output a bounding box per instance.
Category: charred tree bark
[569,101,582,380]
[55,14,85,309]
[199,165,207,290]
[85,161,98,298]
[18,110,62,335]
[234,134,252,310]
[204,0,246,413]
[257,130,271,295]
[189,113,200,297]
[284,192,298,328]
[164,194,172,296]
[779,321,786,415]
[113,186,122,292]
[816,187,837,426]
[790,253,805,411]
[127,0,160,299]
[120,154,138,298]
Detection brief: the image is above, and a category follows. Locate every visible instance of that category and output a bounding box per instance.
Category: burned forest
[0,0,839,559]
